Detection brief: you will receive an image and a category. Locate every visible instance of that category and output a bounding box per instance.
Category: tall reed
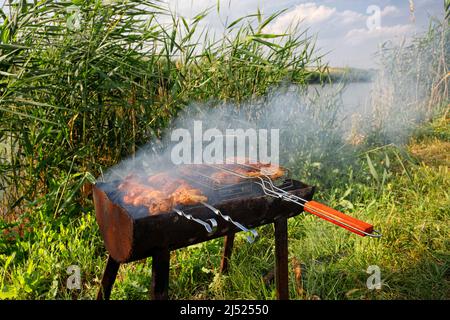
[369,18,449,145]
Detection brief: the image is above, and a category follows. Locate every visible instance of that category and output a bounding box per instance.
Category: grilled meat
[172,186,207,206]
[147,172,190,194]
[209,163,285,184]
[119,173,207,215]
[117,159,284,214]
[210,171,243,184]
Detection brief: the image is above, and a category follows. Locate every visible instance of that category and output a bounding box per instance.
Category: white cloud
[340,10,365,25]
[268,3,336,33]
[381,5,400,17]
[345,24,414,45]
[267,3,370,36]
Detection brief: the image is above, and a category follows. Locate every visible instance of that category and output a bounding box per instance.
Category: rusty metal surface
[93,187,134,262]
[93,180,315,263]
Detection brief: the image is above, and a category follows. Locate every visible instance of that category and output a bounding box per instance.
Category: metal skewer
[173,208,218,234]
[201,202,258,243]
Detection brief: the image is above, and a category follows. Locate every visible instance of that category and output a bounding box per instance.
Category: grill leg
[220,233,235,273]
[97,255,120,300]
[274,218,289,300]
[151,248,170,300]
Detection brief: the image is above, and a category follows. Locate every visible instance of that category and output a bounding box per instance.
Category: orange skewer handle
[304,201,374,237]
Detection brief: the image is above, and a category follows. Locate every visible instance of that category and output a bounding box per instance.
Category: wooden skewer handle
[304,201,374,237]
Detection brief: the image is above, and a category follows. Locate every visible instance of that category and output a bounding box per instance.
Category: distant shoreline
[307,67,376,84]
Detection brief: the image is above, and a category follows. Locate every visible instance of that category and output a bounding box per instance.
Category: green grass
[1,114,448,300]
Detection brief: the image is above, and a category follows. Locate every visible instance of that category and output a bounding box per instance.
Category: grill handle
[304,201,380,237]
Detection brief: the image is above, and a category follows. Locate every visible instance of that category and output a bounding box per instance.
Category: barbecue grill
[93,161,380,300]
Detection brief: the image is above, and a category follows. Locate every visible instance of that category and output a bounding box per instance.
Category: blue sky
[163,0,445,68]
